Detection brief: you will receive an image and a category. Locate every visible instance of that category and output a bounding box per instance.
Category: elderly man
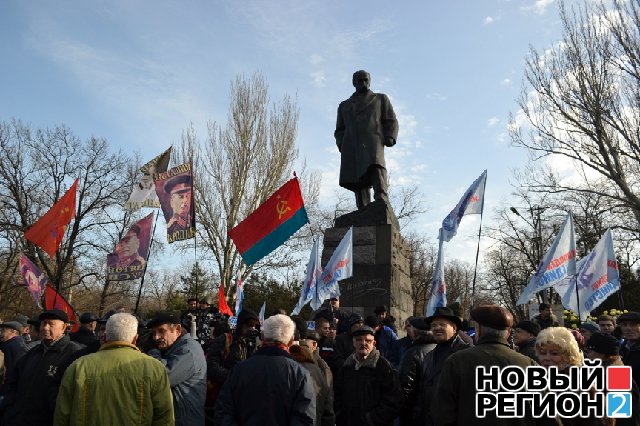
[418,307,470,425]
[215,314,316,425]
[0,321,27,394]
[619,311,640,387]
[513,319,540,362]
[335,70,399,209]
[147,312,206,426]
[334,325,403,425]
[69,312,99,348]
[54,313,174,426]
[1,309,83,425]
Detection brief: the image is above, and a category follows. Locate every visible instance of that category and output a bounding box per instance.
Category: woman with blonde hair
[535,327,607,426]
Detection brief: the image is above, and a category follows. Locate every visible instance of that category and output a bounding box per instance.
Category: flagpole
[134,211,160,315]
[471,190,486,307]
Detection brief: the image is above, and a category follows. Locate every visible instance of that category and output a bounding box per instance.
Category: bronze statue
[335,70,399,209]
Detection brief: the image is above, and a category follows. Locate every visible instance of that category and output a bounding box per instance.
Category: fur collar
[345,348,380,370]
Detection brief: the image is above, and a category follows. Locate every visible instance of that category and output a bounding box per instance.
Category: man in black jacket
[620,311,640,387]
[0,321,27,395]
[0,309,83,425]
[333,313,364,371]
[334,326,403,426]
[513,319,540,362]
[69,312,99,348]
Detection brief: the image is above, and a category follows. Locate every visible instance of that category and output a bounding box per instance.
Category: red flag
[44,284,79,332]
[218,284,234,316]
[25,179,79,258]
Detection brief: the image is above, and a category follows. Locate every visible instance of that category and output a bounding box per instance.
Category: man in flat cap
[398,317,436,426]
[147,311,206,426]
[433,305,555,425]
[0,321,27,396]
[335,70,398,210]
[69,312,99,349]
[513,319,540,362]
[334,326,403,426]
[417,307,470,425]
[164,174,193,235]
[619,311,640,387]
[1,309,83,425]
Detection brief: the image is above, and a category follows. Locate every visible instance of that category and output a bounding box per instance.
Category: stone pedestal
[321,200,413,331]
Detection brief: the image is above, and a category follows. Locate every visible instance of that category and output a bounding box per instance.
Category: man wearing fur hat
[334,326,403,425]
[432,305,554,425]
[417,307,470,425]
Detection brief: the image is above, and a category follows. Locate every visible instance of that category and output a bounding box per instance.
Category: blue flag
[315,227,353,308]
[293,236,322,315]
[441,170,487,242]
[234,267,245,317]
[259,301,266,325]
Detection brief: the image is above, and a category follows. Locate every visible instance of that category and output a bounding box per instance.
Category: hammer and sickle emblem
[276,197,291,220]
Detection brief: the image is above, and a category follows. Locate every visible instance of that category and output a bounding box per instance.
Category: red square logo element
[607,366,632,391]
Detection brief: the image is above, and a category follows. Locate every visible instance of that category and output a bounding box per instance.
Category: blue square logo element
[607,392,632,418]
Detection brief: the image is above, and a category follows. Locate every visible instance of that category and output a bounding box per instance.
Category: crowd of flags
[16,148,623,322]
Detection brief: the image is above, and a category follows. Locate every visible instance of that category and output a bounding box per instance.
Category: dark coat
[532,314,559,330]
[376,326,399,367]
[621,339,640,389]
[290,345,335,426]
[517,337,539,362]
[334,349,404,426]
[317,335,340,375]
[335,90,398,190]
[214,345,316,425]
[333,331,354,371]
[418,335,470,425]
[396,336,412,364]
[0,336,28,387]
[148,334,207,426]
[398,336,436,426]
[1,335,83,426]
[432,334,559,426]
[69,326,98,347]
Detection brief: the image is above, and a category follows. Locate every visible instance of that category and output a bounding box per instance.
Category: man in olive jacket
[54,313,174,426]
[433,305,559,426]
[335,70,398,209]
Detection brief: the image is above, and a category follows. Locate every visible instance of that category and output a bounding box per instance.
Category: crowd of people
[0,298,639,425]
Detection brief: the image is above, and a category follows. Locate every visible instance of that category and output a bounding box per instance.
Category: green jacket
[54,341,175,426]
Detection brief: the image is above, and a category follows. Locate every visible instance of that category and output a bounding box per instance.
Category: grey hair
[262,314,295,345]
[105,313,138,343]
[478,324,509,339]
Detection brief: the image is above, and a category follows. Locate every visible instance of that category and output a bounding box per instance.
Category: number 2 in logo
[607,393,632,418]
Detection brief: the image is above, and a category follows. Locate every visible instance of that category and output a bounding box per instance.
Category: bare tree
[177,72,320,298]
[510,0,640,230]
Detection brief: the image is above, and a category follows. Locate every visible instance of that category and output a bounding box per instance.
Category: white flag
[440,170,487,242]
[316,227,353,305]
[125,147,172,211]
[426,237,447,316]
[556,229,620,321]
[293,236,322,314]
[516,212,577,305]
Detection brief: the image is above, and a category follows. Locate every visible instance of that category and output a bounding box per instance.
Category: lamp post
[510,206,548,304]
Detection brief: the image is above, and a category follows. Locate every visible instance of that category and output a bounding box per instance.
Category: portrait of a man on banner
[107,213,153,281]
[155,163,195,243]
[19,255,47,308]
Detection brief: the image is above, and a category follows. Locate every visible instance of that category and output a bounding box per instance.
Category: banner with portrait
[19,255,47,308]
[106,213,154,281]
[125,147,172,211]
[155,162,195,243]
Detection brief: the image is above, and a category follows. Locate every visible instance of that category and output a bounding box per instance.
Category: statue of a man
[334,70,399,209]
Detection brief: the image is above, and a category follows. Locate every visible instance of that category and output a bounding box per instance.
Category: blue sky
[0,0,571,272]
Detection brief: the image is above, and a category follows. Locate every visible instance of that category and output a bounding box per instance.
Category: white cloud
[487,116,500,127]
[311,71,327,87]
[309,53,323,65]
[501,78,512,86]
[484,16,495,25]
[523,0,555,15]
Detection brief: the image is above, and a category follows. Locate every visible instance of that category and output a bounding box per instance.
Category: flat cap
[306,330,320,342]
[471,305,514,329]
[586,332,620,355]
[349,313,364,326]
[409,316,429,331]
[618,311,640,323]
[351,325,375,337]
[146,311,181,329]
[0,321,24,333]
[425,307,463,330]
[579,322,600,334]
[515,320,540,336]
[79,312,99,324]
[39,309,69,323]
[27,318,41,327]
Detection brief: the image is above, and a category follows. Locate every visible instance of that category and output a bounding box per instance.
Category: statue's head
[352,70,371,93]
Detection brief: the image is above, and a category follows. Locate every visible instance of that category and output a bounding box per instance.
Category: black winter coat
[206,332,258,384]
[333,331,354,372]
[1,335,83,426]
[0,336,27,387]
[517,337,538,362]
[622,340,640,390]
[334,349,404,426]
[69,326,98,348]
[398,336,436,426]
